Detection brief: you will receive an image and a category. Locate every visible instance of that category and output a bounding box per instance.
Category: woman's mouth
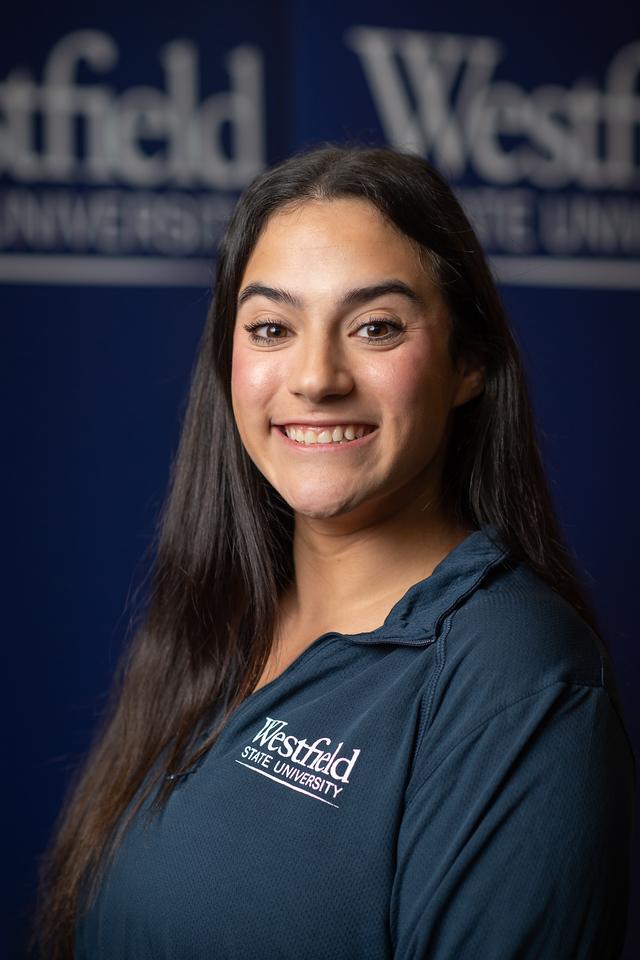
[275,423,378,448]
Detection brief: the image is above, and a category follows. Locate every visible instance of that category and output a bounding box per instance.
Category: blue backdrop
[3,1,638,956]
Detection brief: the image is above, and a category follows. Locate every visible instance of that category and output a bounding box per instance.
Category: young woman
[38,145,635,959]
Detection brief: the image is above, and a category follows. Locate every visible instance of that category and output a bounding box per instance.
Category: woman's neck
[281,490,473,640]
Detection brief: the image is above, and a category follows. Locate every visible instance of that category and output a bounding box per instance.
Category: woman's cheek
[232,353,294,484]
[231,349,281,422]
[361,349,431,409]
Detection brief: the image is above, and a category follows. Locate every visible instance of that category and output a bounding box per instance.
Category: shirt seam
[408,548,511,763]
[405,677,607,809]
[411,614,453,765]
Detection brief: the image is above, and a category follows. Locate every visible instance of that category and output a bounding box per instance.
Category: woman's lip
[272,420,376,428]
[273,425,378,451]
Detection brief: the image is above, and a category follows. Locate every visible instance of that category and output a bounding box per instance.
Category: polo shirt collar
[347,526,510,647]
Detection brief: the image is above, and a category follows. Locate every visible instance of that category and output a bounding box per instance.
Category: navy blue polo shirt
[76,528,635,959]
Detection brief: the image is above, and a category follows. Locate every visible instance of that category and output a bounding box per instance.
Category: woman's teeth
[283,424,371,445]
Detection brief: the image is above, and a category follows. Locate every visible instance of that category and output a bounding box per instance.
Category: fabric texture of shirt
[76,527,636,959]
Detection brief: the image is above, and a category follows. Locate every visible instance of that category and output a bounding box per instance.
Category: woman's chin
[291,500,358,521]
[279,484,365,521]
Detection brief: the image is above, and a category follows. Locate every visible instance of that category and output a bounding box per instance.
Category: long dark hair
[35,144,601,957]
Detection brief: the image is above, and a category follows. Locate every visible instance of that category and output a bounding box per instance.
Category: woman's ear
[452,356,486,408]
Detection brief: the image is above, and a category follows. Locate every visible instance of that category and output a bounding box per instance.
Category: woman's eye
[354,318,402,342]
[244,322,290,343]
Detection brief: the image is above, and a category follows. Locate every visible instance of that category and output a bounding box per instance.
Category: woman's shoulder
[425,555,632,748]
[444,557,607,691]
[413,556,635,795]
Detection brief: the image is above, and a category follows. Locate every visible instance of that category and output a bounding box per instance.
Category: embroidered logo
[235,716,361,808]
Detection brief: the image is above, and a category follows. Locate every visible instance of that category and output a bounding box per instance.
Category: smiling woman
[36,146,635,960]
[231,198,483,528]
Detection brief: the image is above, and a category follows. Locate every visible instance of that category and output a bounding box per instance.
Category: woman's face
[231,198,483,522]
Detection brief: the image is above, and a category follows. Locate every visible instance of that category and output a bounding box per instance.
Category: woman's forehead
[256,197,405,245]
[240,198,431,296]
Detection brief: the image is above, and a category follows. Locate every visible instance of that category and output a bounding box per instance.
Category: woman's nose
[287,335,354,403]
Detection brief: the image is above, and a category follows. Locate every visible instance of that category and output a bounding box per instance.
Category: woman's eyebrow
[237,282,301,309]
[237,279,424,310]
[341,281,424,308]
